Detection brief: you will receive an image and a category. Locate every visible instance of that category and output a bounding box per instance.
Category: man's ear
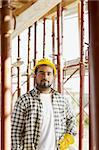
[34,74,36,78]
[54,74,56,80]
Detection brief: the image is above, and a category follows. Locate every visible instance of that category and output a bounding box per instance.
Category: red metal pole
[88,6,93,150]
[43,18,46,58]
[88,1,99,149]
[61,7,63,56]
[63,63,80,70]
[79,1,85,150]
[27,26,31,92]
[1,0,12,149]
[34,22,37,85]
[52,16,56,88]
[63,68,79,84]
[57,4,62,93]
[78,1,81,44]
[34,22,37,66]
[17,35,21,97]
[52,16,55,64]
[61,7,64,93]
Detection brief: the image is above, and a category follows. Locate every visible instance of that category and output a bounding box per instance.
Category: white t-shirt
[38,93,57,150]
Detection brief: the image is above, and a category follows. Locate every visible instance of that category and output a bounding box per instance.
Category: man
[11,58,77,150]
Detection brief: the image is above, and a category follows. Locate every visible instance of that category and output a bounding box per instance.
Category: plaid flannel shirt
[11,87,76,150]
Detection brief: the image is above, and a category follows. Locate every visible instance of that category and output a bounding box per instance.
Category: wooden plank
[42,0,77,19]
[12,0,61,38]
[62,0,77,8]
[12,0,37,16]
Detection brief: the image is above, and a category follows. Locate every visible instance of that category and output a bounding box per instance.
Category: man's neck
[36,86,51,94]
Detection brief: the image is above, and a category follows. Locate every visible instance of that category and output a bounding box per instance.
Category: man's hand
[58,133,74,150]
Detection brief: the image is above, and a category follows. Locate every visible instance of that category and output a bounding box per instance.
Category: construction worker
[11,58,77,150]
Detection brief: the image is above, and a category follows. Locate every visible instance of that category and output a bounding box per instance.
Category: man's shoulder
[12,88,38,110]
[52,88,61,94]
[52,88,66,100]
[20,87,36,97]
[16,88,35,103]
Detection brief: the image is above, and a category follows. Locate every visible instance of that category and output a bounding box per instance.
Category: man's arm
[65,99,77,136]
[11,98,25,150]
[58,98,77,150]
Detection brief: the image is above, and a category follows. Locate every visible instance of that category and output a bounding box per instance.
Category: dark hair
[35,67,38,75]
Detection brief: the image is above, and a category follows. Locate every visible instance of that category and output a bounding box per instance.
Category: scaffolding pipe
[52,16,55,64]
[17,35,21,97]
[52,16,56,88]
[1,0,12,149]
[61,7,63,55]
[78,0,81,42]
[79,1,85,150]
[34,22,37,85]
[34,22,37,66]
[27,26,31,92]
[61,6,63,93]
[63,63,80,70]
[63,68,79,84]
[63,61,88,70]
[57,4,62,93]
[43,18,46,58]
[88,1,99,150]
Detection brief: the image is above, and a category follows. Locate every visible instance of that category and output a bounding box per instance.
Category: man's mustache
[41,79,49,82]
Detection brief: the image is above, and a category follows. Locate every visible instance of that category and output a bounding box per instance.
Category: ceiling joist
[12,0,61,38]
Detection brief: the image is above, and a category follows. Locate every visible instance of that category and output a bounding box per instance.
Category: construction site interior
[0,0,99,150]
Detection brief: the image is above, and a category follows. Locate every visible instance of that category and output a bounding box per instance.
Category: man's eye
[47,72,51,76]
[38,71,52,76]
[39,73,43,75]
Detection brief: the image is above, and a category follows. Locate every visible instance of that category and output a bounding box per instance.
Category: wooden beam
[12,0,61,38]
[62,0,77,8]
[43,0,77,18]
[12,0,37,16]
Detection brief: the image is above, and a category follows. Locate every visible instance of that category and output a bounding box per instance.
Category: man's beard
[37,79,52,88]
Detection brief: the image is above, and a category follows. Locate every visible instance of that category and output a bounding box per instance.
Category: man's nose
[43,73,48,78]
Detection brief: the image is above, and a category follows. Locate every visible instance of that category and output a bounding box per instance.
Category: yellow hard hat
[34,58,57,75]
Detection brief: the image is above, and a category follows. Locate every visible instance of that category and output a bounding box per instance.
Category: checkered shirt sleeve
[11,96,26,150]
[52,93,77,143]
[64,98,77,136]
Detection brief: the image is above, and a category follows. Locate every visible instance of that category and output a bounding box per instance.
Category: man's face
[35,65,55,89]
